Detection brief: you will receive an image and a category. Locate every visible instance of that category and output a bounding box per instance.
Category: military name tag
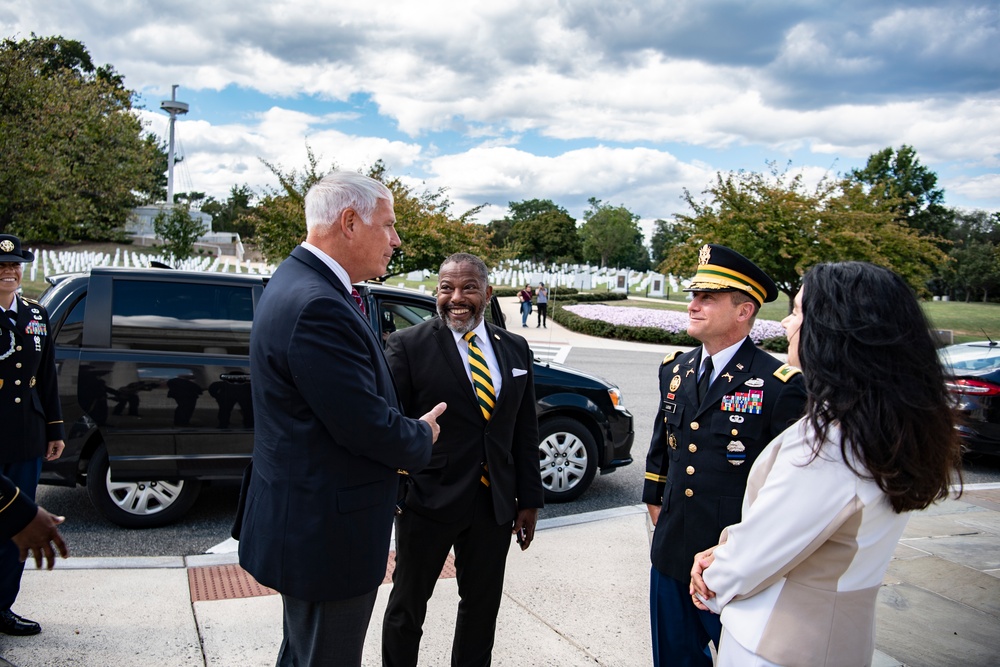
[662,400,676,414]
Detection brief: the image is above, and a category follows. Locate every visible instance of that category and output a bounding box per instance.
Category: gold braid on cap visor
[689,265,767,305]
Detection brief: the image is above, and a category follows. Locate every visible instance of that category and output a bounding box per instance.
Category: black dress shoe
[0,609,41,636]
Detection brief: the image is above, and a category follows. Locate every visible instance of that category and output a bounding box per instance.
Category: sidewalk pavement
[2,484,999,666]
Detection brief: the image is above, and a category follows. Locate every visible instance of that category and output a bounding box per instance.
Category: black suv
[39,267,633,527]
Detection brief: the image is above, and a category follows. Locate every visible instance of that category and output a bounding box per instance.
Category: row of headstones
[25,248,277,281]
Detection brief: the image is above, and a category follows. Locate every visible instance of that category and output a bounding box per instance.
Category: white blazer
[702,418,909,667]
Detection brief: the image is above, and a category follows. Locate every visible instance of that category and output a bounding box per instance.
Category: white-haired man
[237,171,446,667]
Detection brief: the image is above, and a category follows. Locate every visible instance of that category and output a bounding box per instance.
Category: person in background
[382,253,542,667]
[644,244,806,667]
[236,172,445,667]
[518,283,533,327]
[690,261,963,666]
[535,282,548,328]
[0,234,66,637]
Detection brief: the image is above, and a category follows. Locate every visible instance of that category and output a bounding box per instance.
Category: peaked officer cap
[683,244,777,306]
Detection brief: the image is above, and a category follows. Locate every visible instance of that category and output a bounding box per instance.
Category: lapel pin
[722,372,733,382]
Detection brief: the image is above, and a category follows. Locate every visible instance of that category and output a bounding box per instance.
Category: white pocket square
[512,368,528,377]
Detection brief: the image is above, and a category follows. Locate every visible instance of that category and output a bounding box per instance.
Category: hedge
[548,300,789,352]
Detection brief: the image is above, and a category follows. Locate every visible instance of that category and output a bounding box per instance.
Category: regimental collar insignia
[698,244,712,266]
[722,372,733,382]
[686,368,695,377]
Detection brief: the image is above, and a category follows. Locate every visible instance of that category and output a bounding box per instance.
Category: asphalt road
[33,344,1000,558]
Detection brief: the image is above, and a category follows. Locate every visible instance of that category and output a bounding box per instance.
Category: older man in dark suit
[382,252,543,667]
[237,171,446,667]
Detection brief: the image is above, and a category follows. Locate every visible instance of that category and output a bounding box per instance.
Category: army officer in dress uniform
[644,244,806,667]
[0,234,65,637]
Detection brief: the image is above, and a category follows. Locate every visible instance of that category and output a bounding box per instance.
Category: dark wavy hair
[798,262,962,512]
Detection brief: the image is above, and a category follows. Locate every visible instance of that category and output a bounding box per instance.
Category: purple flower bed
[563,304,786,343]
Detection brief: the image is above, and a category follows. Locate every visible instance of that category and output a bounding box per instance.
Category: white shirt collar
[300,242,353,296]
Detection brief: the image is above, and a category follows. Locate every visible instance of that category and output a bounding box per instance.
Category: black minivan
[39,267,633,527]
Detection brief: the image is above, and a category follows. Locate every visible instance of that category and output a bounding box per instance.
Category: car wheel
[538,417,598,503]
[86,443,202,528]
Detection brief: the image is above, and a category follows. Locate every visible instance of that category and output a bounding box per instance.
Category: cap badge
[698,244,712,266]
[0,239,13,253]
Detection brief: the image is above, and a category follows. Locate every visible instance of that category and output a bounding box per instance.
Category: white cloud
[2,0,997,217]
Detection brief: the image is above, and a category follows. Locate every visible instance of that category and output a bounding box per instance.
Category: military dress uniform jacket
[643,336,806,582]
[0,294,65,464]
[0,472,37,539]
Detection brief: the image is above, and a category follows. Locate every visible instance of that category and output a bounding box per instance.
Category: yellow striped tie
[463,332,495,421]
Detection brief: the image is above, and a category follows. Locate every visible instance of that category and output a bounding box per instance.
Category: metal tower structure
[160,85,189,204]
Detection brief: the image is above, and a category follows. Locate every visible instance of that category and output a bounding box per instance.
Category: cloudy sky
[3,1,998,236]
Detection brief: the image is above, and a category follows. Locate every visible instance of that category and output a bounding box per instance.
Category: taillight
[946,378,1000,396]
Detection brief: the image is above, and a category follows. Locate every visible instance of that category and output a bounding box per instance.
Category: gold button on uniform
[15,362,21,368]
[686,466,695,475]
[14,397,21,404]
[685,488,694,497]
[731,429,739,436]
[688,444,697,453]
[14,380,20,385]
[691,422,700,431]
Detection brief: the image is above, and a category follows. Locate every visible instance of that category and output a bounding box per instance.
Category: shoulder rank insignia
[661,350,681,366]
[773,364,802,382]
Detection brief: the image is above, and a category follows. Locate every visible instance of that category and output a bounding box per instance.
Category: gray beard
[438,305,483,335]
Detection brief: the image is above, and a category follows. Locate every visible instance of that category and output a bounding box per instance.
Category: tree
[153,204,205,260]
[579,198,649,269]
[248,149,491,274]
[942,210,1000,302]
[848,145,954,240]
[650,218,686,267]
[0,35,166,241]
[504,199,580,263]
[201,184,256,238]
[660,165,948,302]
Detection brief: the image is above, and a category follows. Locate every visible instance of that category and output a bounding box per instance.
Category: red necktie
[351,288,367,315]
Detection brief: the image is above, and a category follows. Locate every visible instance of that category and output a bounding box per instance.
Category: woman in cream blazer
[690,262,963,667]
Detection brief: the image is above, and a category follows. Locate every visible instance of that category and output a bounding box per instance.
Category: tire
[538,417,598,503]
[86,443,202,528]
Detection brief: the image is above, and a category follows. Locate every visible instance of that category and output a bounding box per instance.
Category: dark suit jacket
[643,337,806,582]
[0,472,36,540]
[385,317,543,525]
[238,246,433,602]
[0,295,64,464]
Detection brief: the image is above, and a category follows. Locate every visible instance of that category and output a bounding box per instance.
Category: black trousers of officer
[383,483,512,667]
[0,457,42,611]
